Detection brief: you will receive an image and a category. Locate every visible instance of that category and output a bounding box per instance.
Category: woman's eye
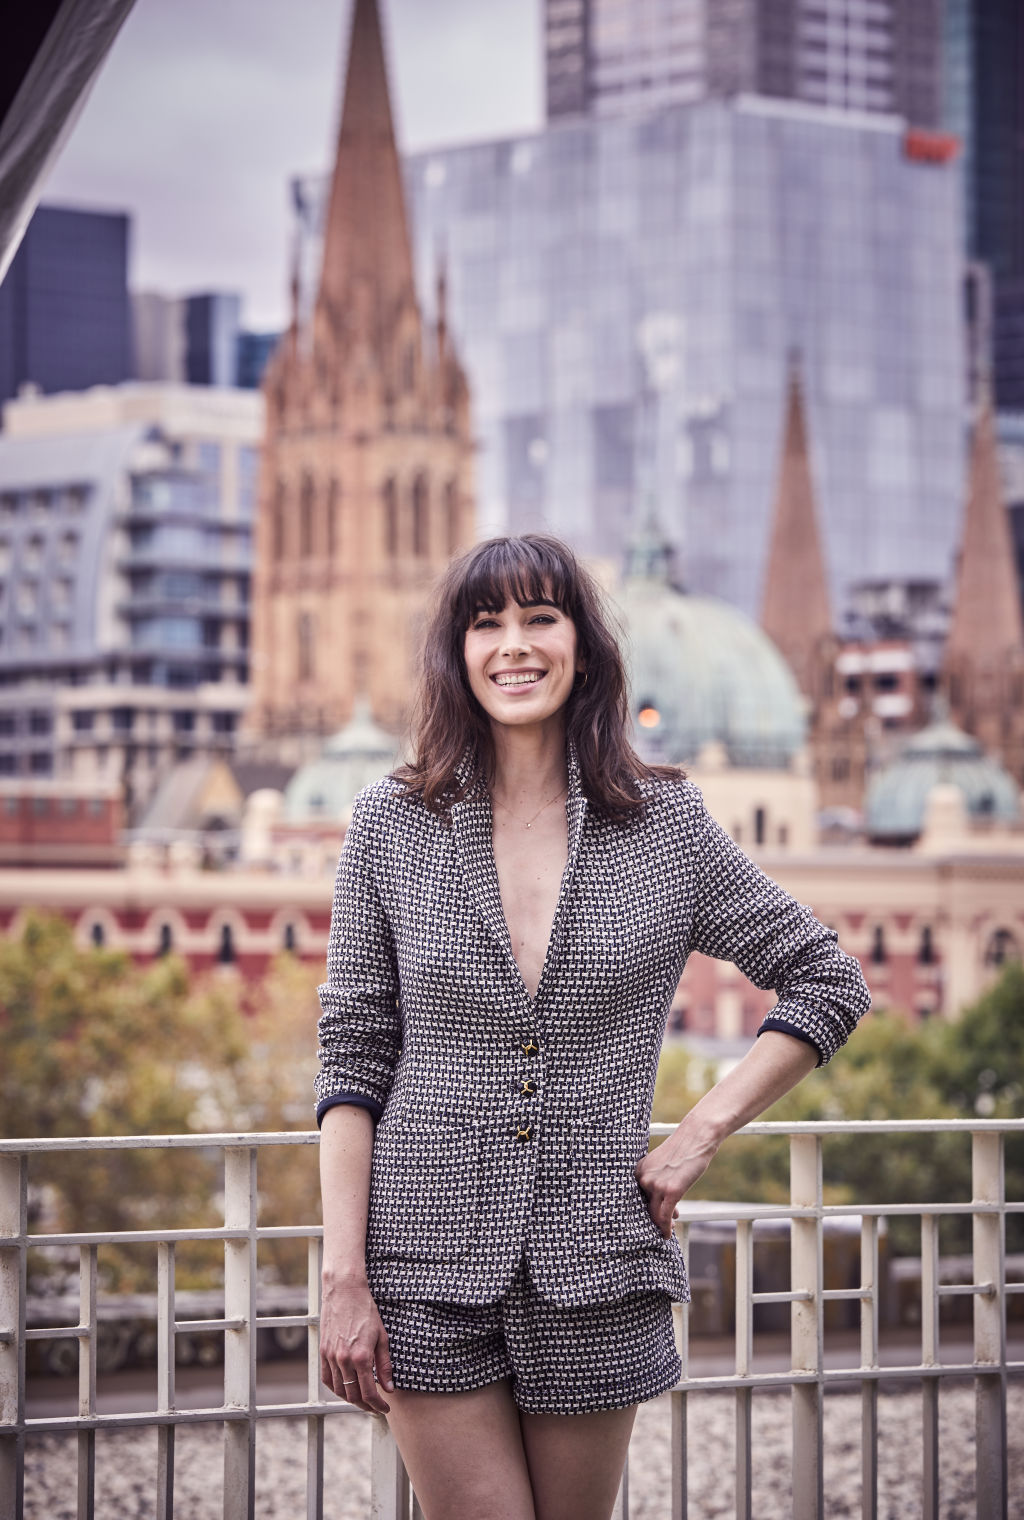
[530,614,556,624]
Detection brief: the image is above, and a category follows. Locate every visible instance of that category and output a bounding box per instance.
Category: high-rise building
[346,94,965,619]
[940,0,1024,409]
[132,291,278,391]
[245,0,474,757]
[0,204,133,408]
[0,383,261,818]
[544,0,942,127]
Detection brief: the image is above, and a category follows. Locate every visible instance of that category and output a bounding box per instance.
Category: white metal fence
[1,1120,1021,1519]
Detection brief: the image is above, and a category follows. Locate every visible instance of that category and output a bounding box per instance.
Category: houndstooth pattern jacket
[315,748,870,1308]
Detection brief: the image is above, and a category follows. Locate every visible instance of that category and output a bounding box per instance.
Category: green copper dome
[613,531,806,769]
[865,714,1019,841]
[282,697,400,822]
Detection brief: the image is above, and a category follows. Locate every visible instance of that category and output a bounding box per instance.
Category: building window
[158,922,173,956]
[297,612,314,682]
[444,480,459,557]
[984,928,1020,967]
[90,922,105,948]
[173,711,195,733]
[217,923,235,965]
[111,707,134,733]
[777,824,789,847]
[327,479,340,557]
[0,714,16,736]
[273,483,286,559]
[300,475,314,558]
[412,474,429,558]
[754,807,766,845]
[30,752,52,776]
[918,926,935,965]
[870,926,886,964]
[283,922,296,953]
[383,478,399,558]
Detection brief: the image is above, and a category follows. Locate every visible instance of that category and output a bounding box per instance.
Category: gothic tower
[246,0,474,760]
[943,383,1024,784]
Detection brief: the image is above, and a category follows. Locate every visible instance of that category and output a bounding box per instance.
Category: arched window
[297,612,314,682]
[300,475,314,558]
[383,478,399,558]
[444,479,459,557]
[283,922,296,953]
[870,925,886,964]
[985,928,1020,967]
[918,926,934,965]
[412,474,429,558]
[327,479,340,558]
[754,807,766,846]
[90,921,105,948]
[218,923,235,965]
[403,341,416,392]
[158,922,173,957]
[273,482,286,559]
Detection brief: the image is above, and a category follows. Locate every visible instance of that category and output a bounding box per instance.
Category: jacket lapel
[449,741,588,1006]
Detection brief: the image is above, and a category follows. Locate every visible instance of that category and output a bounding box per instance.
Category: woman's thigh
[519,1403,637,1520]
[385,1379,536,1520]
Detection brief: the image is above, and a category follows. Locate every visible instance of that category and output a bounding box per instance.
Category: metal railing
[1,1120,1021,1520]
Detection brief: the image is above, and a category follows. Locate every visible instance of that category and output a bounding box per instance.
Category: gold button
[520,1037,539,1057]
[515,1123,532,1143]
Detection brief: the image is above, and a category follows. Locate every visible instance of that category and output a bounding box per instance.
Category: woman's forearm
[319,1103,375,1282]
[678,1029,818,1148]
[637,1030,818,1235]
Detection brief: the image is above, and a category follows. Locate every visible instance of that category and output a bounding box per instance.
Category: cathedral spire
[944,380,1024,670]
[317,0,416,332]
[760,356,833,695]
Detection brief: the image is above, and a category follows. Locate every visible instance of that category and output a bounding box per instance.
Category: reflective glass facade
[398,96,964,618]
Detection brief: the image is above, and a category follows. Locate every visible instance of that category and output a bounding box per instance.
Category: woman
[316,533,869,1520]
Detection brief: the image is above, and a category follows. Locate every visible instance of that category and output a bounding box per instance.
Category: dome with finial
[613,519,806,769]
[282,696,400,822]
[864,703,1019,842]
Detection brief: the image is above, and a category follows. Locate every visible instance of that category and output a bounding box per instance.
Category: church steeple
[759,357,833,697]
[944,381,1024,669]
[317,0,416,335]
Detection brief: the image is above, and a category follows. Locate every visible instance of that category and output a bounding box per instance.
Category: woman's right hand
[319,1267,394,1414]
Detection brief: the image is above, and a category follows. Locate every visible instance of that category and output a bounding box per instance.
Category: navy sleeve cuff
[316,1093,383,1127]
[757,1018,824,1066]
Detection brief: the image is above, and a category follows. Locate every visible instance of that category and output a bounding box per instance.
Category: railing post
[77,1243,98,1520]
[223,1146,258,1520]
[0,1152,27,1520]
[972,1131,1007,1520]
[157,1241,176,1520]
[920,1213,939,1518]
[307,1235,324,1520]
[670,1220,689,1520]
[790,1134,823,1520]
[859,1216,879,1520]
[370,1414,411,1520]
[735,1218,754,1520]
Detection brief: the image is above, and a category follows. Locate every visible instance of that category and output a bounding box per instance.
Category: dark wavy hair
[396,533,683,821]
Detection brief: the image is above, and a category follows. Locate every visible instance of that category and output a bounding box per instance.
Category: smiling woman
[313,533,870,1520]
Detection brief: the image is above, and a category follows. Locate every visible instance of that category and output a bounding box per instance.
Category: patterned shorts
[376,1258,682,1415]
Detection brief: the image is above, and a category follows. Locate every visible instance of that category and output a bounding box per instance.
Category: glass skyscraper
[384,94,962,618]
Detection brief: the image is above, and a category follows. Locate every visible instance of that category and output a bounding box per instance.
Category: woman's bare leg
[519,1404,637,1520]
[384,1380,537,1520]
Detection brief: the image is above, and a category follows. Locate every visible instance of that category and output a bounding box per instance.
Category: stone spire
[317,0,416,338]
[760,357,833,696]
[944,382,1024,668]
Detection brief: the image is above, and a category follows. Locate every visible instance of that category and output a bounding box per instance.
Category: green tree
[0,913,250,1287]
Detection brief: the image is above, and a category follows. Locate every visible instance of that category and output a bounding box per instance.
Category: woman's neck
[489,722,568,810]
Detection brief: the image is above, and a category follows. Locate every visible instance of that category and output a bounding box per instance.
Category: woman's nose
[501,630,530,656]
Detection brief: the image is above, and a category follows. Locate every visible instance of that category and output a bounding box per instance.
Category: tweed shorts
[376,1258,682,1415]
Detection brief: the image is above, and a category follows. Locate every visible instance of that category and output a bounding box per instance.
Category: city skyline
[42,0,540,329]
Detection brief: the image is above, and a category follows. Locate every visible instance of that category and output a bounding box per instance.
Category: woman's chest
[491,811,568,1000]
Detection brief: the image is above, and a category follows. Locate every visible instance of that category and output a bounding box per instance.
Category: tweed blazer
[315,750,870,1308]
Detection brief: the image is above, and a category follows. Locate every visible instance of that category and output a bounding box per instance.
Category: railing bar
[935,1282,995,1297]
[174,1317,245,1334]
[789,1133,823,1520]
[77,1428,96,1520]
[921,1215,939,1368]
[972,1130,1008,1520]
[222,1146,257,1520]
[860,1216,879,1520]
[736,1220,753,1378]
[254,1315,319,1329]
[753,1290,814,1304]
[820,1289,872,1302]
[76,1245,97,1520]
[670,1389,687,1520]
[307,1236,324,1520]
[922,1381,940,1520]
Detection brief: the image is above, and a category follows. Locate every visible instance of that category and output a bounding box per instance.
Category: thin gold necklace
[492,785,567,829]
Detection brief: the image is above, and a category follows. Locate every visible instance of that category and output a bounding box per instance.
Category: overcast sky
[43,0,540,328]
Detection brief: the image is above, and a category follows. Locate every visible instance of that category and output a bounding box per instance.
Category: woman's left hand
[635,1125,720,1238]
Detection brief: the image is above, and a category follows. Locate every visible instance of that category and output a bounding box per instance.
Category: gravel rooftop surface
[23,1381,1023,1518]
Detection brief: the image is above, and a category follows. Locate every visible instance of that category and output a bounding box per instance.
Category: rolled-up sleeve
[315,788,401,1125]
[687,792,870,1064]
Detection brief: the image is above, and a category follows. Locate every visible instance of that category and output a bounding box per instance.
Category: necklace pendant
[525,822,532,829]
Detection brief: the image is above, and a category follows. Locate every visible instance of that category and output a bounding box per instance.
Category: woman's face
[463,597,583,733]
